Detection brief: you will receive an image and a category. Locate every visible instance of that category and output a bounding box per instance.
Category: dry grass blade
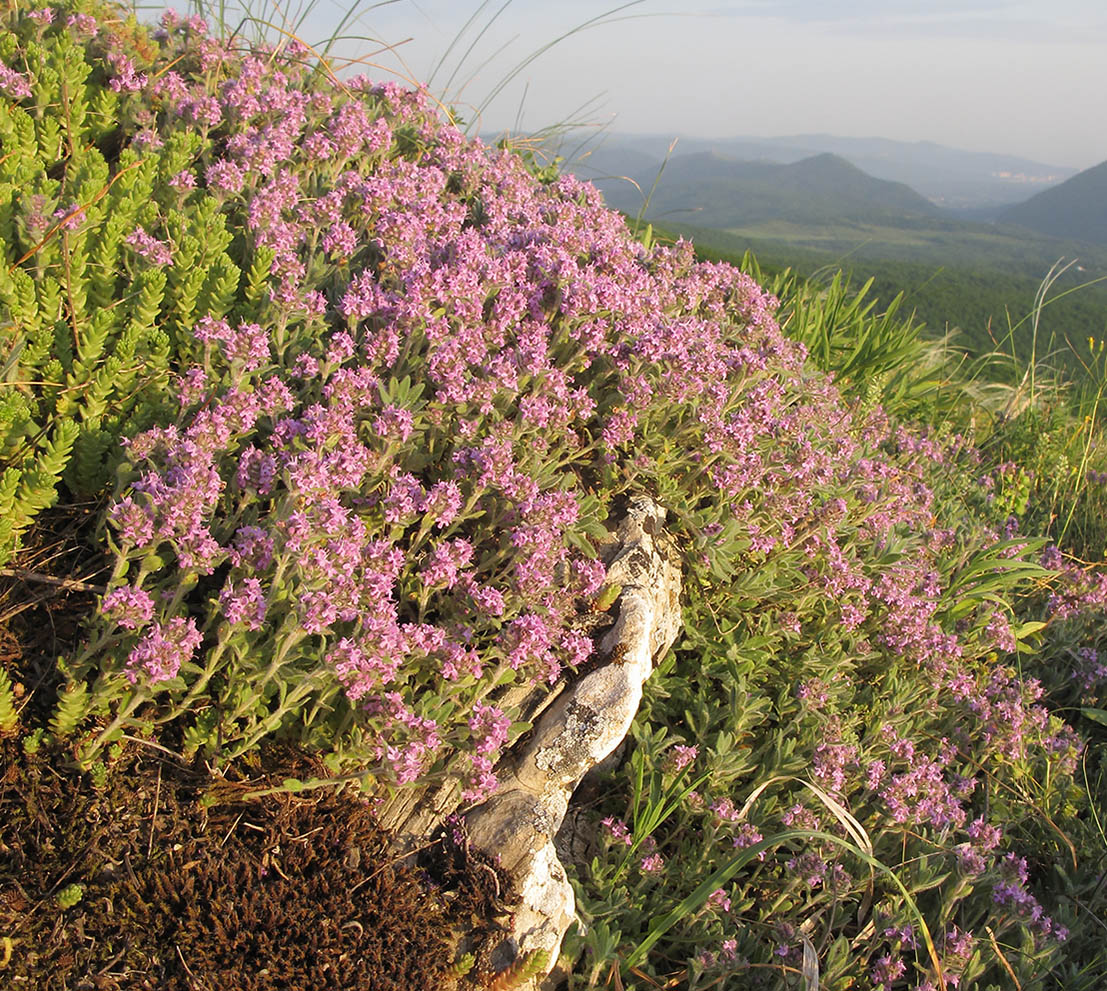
[985,926,1022,990]
[798,778,873,858]
[801,934,820,991]
[0,568,105,594]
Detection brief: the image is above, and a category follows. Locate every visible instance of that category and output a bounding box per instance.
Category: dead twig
[0,567,106,594]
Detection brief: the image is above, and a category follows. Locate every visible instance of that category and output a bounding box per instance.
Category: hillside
[1000,158,1107,245]
[658,220,1107,362]
[572,149,942,228]
[567,141,1107,284]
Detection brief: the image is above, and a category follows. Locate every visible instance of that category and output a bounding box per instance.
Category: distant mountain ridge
[565,133,1077,211]
[569,148,942,229]
[551,132,1107,279]
[999,159,1107,245]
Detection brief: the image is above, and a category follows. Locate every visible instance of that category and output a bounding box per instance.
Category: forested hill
[1000,159,1107,245]
[570,132,1076,210]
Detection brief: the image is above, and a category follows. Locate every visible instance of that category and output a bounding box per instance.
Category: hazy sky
[289,0,1107,169]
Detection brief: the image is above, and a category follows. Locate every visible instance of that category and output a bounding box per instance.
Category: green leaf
[1079,708,1107,728]
[1013,621,1047,640]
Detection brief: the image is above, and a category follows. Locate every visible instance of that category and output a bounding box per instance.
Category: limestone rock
[464,495,683,988]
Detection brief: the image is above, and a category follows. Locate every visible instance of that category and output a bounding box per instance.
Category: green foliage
[0,667,19,736]
[741,253,978,423]
[559,233,1107,989]
[49,679,90,739]
[448,951,475,979]
[488,949,551,991]
[0,2,283,565]
[54,882,84,910]
[5,5,1107,990]
[182,708,219,759]
[87,759,109,790]
[22,726,45,755]
[664,219,1107,375]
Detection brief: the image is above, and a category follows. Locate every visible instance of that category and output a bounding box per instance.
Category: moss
[0,740,512,989]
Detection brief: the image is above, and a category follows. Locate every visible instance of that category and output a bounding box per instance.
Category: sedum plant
[0,0,245,564]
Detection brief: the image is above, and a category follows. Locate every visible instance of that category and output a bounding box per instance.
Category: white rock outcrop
[462,496,683,988]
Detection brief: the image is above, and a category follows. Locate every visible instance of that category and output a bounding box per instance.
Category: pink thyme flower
[421,538,473,589]
[170,170,197,191]
[109,496,155,547]
[126,617,202,684]
[424,480,462,528]
[373,405,414,443]
[322,221,358,258]
[219,578,267,630]
[464,578,505,617]
[291,353,319,379]
[66,12,97,35]
[206,159,245,193]
[602,817,633,846]
[732,823,765,859]
[640,853,665,873]
[666,744,699,773]
[125,226,173,266]
[0,62,32,100]
[100,585,155,630]
[461,753,499,802]
[468,701,510,756]
[707,888,731,912]
[870,954,906,991]
[108,52,147,92]
[227,525,274,571]
[52,204,85,231]
[193,316,270,371]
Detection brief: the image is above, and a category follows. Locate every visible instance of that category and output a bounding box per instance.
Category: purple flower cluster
[867,726,971,830]
[107,51,147,92]
[0,60,31,99]
[993,853,1068,941]
[1046,559,1107,620]
[125,617,202,685]
[219,578,267,631]
[948,666,1080,771]
[665,744,699,773]
[193,316,271,373]
[602,816,633,846]
[29,16,1089,975]
[124,226,172,266]
[100,585,155,631]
